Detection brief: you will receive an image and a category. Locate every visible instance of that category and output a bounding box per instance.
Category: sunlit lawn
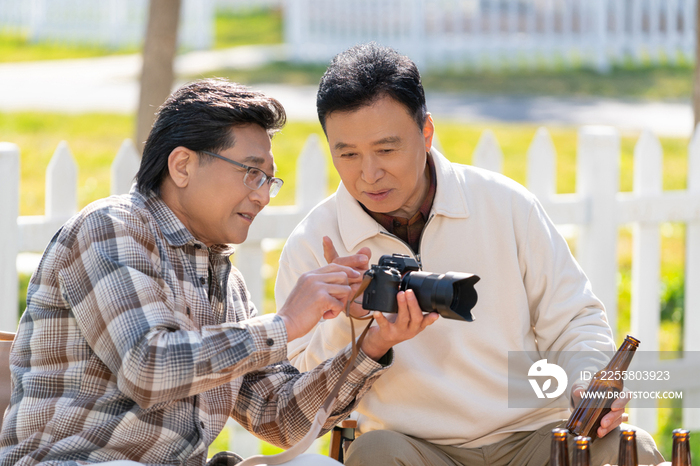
[0,6,281,63]
[0,32,138,62]
[214,7,283,49]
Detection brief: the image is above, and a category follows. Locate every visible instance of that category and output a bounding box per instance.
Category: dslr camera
[362,254,480,322]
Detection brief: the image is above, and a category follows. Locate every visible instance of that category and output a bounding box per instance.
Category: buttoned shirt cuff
[345,346,394,385]
[244,313,288,365]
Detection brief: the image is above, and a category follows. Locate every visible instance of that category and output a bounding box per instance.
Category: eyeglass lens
[243,169,283,197]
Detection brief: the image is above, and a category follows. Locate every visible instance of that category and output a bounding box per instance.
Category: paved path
[0,45,694,137]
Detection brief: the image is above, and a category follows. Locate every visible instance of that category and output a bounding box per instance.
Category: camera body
[362,254,480,322]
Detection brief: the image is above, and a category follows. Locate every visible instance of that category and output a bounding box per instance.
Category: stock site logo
[528,359,568,399]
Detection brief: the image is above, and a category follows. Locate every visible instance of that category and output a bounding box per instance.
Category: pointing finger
[357,246,372,263]
[323,236,340,264]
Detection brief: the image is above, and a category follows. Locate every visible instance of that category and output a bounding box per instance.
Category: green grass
[422,63,695,100]
[0,7,283,64]
[4,111,695,459]
[207,61,328,87]
[207,426,331,459]
[214,7,283,49]
[0,32,139,63]
[201,62,696,100]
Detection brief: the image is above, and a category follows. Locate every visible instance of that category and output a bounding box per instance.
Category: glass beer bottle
[572,436,591,466]
[566,335,640,440]
[618,428,639,466]
[551,428,570,466]
[672,429,692,466]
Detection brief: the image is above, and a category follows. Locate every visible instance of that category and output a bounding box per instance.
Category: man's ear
[423,113,435,152]
[168,147,195,188]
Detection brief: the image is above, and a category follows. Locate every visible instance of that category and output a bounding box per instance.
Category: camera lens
[401,271,479,321]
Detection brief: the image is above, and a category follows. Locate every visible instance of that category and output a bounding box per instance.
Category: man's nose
[249,182,271,206]
[361,157,383,184]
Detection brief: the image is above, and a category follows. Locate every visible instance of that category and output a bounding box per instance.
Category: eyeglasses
[201,150,284,197]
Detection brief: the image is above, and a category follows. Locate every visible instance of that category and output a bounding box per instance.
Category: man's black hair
[136,78,286,195]
[316,42,427,132]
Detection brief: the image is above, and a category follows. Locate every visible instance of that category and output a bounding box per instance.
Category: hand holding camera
[322,238,480,360]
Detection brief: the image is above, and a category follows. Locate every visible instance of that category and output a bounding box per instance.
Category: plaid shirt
[0,188,389,466]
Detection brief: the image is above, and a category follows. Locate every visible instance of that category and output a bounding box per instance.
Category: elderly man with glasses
[0,79,436,466]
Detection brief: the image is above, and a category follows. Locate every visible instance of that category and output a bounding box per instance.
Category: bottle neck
[606,337,639,372]
[618,430,639,466]
[551,430,569,466]
[672,430,691,465]
[572,437,591,466]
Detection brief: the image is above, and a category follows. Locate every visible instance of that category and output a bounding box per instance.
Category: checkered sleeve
[232,291,392,449]
[56,206,289,409]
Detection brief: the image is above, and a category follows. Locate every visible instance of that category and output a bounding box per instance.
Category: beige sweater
[275,149,615,448]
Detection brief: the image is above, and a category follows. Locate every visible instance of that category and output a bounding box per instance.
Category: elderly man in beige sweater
[274,43,664,466]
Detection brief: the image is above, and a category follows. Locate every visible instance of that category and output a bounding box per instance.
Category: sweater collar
[336,148,470,252]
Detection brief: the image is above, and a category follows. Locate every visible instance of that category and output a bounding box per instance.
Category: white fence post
[593,0,610,73]
[295,134,328,210]
[233,243,264,315]
[472,129,503,174]
[408,0,427,69]
[526,127,557,200]
[682,0,695,61]
[46,141,78,219]
[0,144,20,332]
[111,139,140,196]
[684,125,700,430]
[629,129,662,433]
[630,130,662,351]
[284,0,307,62]
[575,126,620,335]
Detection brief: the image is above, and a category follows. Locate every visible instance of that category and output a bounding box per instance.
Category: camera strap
[238,276,375,465]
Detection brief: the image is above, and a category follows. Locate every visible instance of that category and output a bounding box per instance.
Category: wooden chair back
[329,419,357,463]
[0,332,15,431]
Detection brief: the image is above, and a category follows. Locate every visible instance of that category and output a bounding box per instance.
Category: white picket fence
[1,125,700,438]
[0,0,214,50]
[285,0,697,72]
[215,0,284,11]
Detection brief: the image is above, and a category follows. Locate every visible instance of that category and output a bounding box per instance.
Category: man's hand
[278,263,361,342]
[321,237,439,361]
[360,289,439,360]
[322,236,372,318]
[571,385,631,438]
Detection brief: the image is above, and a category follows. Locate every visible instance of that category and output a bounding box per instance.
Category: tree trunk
[135,0,182,155]
[694,0,700,129]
